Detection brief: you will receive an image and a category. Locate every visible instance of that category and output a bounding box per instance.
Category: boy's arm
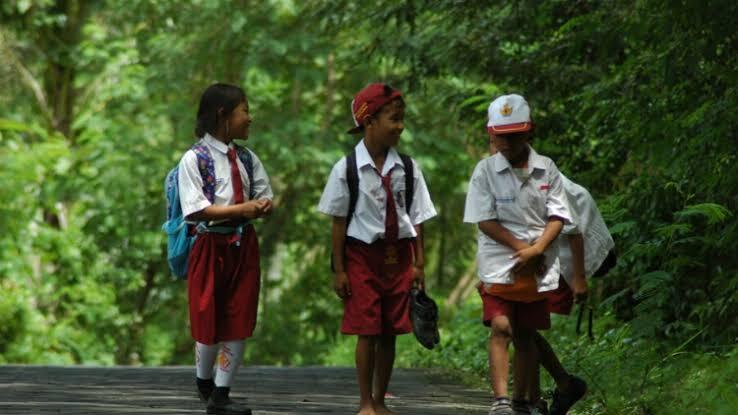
[568,232,588,303]
[413,224,425,290]
[514,217,564,264]
[478,219,542,273]
[331,216,351,298]
[478,219,530,251]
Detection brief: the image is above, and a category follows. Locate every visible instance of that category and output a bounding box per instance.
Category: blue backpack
[163,140,255,279]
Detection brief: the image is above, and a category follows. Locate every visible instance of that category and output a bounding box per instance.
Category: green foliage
[0,4,736,413]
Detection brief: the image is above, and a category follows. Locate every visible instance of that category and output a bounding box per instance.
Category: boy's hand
[571,273,589,303]
[334,271,351,299]
[512,245,543,272]
[412,264,425,291]
[514,254,546,278]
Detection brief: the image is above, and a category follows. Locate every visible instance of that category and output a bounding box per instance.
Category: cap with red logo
[487,94,533,135]
[348,83,403,134]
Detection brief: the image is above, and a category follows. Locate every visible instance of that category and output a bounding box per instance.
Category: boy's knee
[491,318,513,340]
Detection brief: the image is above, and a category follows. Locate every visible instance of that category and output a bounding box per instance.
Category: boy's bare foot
[357,401,376,415]
[374,402,398,415]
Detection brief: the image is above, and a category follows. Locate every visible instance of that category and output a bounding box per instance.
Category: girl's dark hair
[195,83,247,138]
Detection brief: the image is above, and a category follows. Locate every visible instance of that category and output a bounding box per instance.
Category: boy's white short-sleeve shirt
[178,133,273,220]
[463,147,572,291]
[557,174,615,285]
[317,139,437,244]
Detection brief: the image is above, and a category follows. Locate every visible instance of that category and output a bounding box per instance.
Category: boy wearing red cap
[464,94,572,415]
[318,83,437,415]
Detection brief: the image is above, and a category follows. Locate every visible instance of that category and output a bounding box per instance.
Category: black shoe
[196,377,215,402]
[550,375,587,415]
[206,387,252,415]
[512,399,532,414]
[409,288,441,350]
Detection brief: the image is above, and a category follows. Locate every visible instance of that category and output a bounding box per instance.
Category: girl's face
[491,131,530,165]
[366,99,405,147]
[226,100,252,140]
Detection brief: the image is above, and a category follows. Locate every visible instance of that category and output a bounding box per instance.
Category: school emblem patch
[355,102,369,120]
[500,103,513,116]
[395,190,404,208]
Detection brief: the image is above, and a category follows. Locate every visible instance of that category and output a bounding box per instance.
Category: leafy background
[1,1,737,413]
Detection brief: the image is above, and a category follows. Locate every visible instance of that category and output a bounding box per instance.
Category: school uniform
[318,139,437,335]
[463,147,572,329]
[178,133,273,345]
[547,174,615,315]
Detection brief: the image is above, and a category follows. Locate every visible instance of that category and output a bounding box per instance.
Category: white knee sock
[195,342,219,379]
[214,340,246,387]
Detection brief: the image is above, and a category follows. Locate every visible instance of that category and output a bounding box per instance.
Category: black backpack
[330,149,415,271]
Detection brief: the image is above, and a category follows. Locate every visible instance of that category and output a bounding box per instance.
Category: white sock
[214,340,246,387]
[195,342,219,379]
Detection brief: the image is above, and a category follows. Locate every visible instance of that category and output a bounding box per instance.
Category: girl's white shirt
[178,133,273,221]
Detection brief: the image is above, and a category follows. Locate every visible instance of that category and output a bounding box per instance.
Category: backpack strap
[399,153,414,215]
[345,149,359,230]
[191,142,216,203]
[234,143,256,200]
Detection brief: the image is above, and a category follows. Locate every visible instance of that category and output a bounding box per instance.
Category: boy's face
[491,131,530,165]
[489,136,497,155]
[366,99,405,147]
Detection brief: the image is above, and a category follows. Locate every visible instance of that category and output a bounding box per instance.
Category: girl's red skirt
[187,225,260,345]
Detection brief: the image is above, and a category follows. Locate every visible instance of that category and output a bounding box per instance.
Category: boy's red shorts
[341,238,414,336]
[479,287,551,330]
[547,276,574,315]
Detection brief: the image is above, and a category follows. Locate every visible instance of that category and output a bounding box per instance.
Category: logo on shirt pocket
[496,196,515,203]
[216,177,225,185]
[539,184,550,191]
[395,190,405,208]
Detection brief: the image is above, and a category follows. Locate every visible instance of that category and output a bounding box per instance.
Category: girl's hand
[241,200,265,218]
[256,198,273,216]
[334,271,351,299]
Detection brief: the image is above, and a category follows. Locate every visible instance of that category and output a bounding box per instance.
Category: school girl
[178,83,273,415]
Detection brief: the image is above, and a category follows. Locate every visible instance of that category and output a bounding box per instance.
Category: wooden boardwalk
[0,365,491,414]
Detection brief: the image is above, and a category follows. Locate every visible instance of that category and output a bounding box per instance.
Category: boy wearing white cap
[464,94,572,415]
[487,136,614,414]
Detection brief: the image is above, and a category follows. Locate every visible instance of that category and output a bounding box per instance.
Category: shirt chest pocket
[359,176,385,210]
[390,174,407,210]
[524,177,550,215]
[494,194,519,219]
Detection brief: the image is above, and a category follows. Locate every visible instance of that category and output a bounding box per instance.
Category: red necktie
[381,170,399,242]
[227,148,245,204]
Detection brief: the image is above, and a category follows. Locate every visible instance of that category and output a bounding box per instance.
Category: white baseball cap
[486,94,533,134]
